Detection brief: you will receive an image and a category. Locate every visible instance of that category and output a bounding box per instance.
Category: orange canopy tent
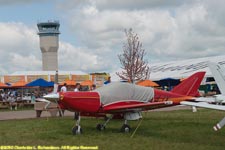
[60,80,76,86]
[180,78,186,82]
[0,82,8,88]
[80,80,93,86]
[136,80,159,87]
[11,81,28,87]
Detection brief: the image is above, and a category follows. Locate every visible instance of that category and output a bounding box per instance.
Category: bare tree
[116,28,150,83]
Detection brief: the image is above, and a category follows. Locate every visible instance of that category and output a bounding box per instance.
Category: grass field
[0,109,225,150]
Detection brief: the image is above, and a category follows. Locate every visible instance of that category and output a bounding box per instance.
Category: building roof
[149,55,225,81]
[111,55,225,81]
[10,70,88,76]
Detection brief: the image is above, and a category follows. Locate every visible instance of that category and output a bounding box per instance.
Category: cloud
[58,42,112,72]
[1,0,225,75]
[57,0,195,11]
[0,22,41,73]
[58,0,225,68]
[0,22,111,74]
[0,0,49,6]
[9,53,41,72]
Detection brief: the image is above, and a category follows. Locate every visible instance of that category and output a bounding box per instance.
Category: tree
[116,28,150,83]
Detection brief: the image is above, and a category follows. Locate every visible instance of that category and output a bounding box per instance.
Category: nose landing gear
[72,112,82,135]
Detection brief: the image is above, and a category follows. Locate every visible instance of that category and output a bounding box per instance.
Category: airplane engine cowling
[60,92,101,113]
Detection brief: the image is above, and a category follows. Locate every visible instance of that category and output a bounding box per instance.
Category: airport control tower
[37,21,60,71]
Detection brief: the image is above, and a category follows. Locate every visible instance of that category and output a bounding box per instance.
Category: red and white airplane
[44,72,205,135]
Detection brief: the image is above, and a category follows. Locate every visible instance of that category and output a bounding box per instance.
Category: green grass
[0,109,225,150]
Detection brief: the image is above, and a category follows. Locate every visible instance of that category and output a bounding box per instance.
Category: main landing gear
[72,112,82,135]
[71,112,142,134]
[96,115,131,133]
[96,115,113,131]
[120,120,131,133]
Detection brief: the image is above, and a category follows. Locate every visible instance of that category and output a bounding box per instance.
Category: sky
[0,0,225,74]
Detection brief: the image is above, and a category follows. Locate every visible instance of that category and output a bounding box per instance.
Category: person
[73,83,81,120]
[31,93,36,103]
[8,92,17,110]
[74,83,81,92]
[61,83,67,92]
[0,90,4,101]
[34,89,39,98]
[104,76,111,85]
[91,84,96,91]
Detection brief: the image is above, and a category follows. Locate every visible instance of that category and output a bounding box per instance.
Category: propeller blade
[36,98,51,110]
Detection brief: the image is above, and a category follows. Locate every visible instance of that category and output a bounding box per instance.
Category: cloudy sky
[0,0,224,74]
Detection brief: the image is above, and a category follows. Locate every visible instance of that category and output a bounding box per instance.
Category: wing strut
[214,117,225,131]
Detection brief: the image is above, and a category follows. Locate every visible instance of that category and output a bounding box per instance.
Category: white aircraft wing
[195,97,216,103]
[181,101,225,111]
[208,62,225,95]
[181,101,225,131]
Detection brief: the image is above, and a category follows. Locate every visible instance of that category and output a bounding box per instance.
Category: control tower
[37,21,60,71]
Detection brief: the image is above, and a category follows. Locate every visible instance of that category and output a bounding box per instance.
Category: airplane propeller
[43,93,60,102]
[42,70,63,116]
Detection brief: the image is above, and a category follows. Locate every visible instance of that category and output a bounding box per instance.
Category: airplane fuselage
[58,89,194,114]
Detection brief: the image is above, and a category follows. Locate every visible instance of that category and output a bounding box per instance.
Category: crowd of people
[0,88,51,110]
[0,77,111,111]
[60,76,111,92]
[60,83,97,93]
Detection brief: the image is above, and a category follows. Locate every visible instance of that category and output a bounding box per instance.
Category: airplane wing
[208,62,225,95]
[103,101,173,113]
[181,101,225,111]
[195,97,216,103]
[181,101,225,131]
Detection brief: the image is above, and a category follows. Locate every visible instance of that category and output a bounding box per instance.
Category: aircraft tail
[208,62,225,95]
[171,72,206,96]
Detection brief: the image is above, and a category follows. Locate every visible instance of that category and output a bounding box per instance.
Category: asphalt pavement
[0,110,74,121]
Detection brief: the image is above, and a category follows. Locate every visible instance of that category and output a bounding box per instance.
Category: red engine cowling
[59,91,101,113]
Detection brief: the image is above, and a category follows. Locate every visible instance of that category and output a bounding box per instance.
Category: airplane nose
[43,93,59,102]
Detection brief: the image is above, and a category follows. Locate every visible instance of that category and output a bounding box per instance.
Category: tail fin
[171,72,206,96]
[208,62,225,95]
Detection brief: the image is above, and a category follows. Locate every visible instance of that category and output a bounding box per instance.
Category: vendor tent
[0,82,8,88]
[60,80,76,86]
[26,78,54,87]
[11,81,28,87]
[155,78,180,91]
[136,80,159,87]
[81,80,93,86]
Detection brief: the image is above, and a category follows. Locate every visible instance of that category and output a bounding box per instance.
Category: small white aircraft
[181,62,225,131]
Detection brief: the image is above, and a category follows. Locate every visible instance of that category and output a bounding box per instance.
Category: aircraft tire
[120,124,131,133]
[96,124,105,131]
[72,126,83,135]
